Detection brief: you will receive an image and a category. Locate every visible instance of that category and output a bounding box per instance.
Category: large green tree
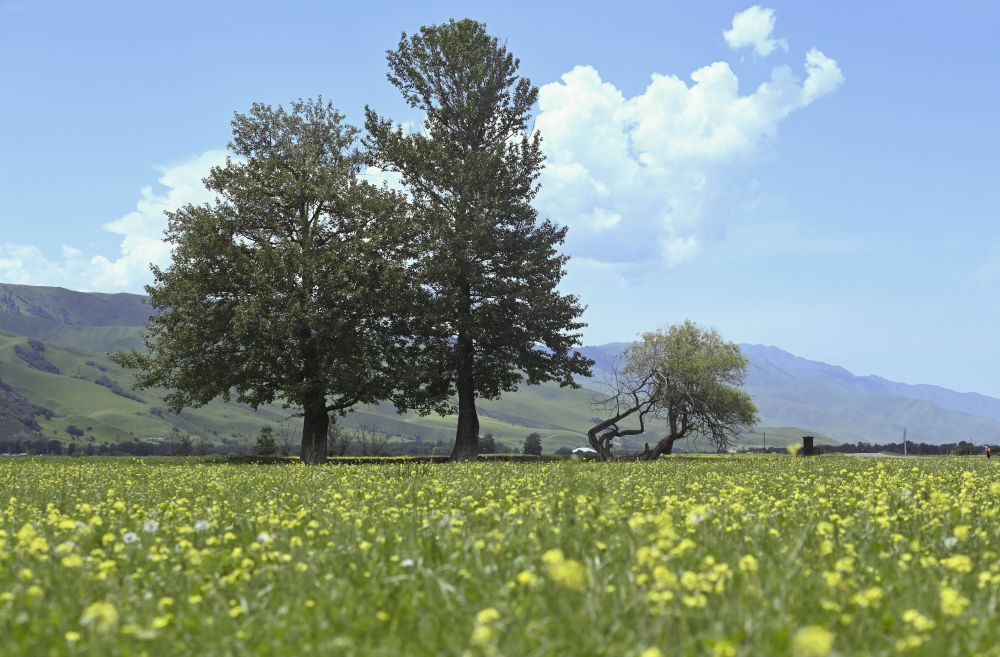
[589,321,758,460]
[365,19,592,461]
[113,99,419,464]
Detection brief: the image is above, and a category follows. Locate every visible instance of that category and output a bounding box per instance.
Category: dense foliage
[366,19,592,460]
[113,99,421,464]
[3,456,1000,656]
[523,432,543,455]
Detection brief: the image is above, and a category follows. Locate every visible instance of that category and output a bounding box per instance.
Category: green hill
[0,283,145,353]
[31,281,1000,452]
[0,329,292,448]
[0,325,608,452]
[2,283,774,454]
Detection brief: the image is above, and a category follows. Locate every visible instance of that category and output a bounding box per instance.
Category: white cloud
[0,150,226,292]
[535,41,843,267]
[802,49,844,104]
[360,165,406,193]
[723,5,788,57]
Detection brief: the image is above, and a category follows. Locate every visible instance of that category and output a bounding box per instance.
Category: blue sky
[1,1,999,395]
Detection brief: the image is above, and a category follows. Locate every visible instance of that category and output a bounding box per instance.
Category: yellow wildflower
[791,625,834,657]
[80,601,119,633]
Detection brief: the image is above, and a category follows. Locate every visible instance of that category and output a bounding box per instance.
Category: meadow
[2,455,999,656]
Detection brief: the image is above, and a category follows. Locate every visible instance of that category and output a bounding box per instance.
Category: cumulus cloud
[535,33,843,267]
[0,150,227,292]
[723,5,788,57]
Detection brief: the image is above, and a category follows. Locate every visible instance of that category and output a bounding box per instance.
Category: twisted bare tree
[588,321,758,460]
[587,353,661,460]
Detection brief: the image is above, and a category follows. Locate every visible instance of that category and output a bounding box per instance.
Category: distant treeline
[9,437,998,458]
[0,432,527,458]
[745,440,998,456]
[1,438,188,457]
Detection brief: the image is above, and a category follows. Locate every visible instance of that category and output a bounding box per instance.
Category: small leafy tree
[523,432,542,455]
[277,419,297,457]
[587,355,662,461]
[951,441,977,456]
[255,426,277,456]
[357,425,389,456]
[195,436,212,456]
[589,321,758,460]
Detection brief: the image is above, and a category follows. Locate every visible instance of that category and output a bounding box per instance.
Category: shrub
[255,426,277,456]
[524,432,543,456]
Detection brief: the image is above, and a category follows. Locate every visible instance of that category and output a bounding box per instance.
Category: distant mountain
[575,342,630,376]
[740,344,1000,424]
[0,283,146,353]
[568,342,1000,445]
[740,344,1000,444]
[3,282,999,449]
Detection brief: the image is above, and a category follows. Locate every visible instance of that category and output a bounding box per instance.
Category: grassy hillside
[0,329,292,448]
[30,281,1000,450]
[0,283,149,326]
[0,283,146,353]
[0,327,605,452]
[1,283,831,454]
[0,326,829,454]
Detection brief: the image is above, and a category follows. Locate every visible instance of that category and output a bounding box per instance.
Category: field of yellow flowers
[2,455,999,656]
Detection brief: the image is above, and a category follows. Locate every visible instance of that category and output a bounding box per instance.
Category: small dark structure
[801,436,816,456]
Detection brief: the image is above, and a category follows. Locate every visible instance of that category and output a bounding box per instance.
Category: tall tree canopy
[113,99,419,464]
[589,321,758,459]
[365,19,593,460]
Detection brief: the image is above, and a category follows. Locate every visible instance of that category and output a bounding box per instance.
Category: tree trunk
[300,390,329,465]
[586,427,614,461]
[451,331,479,461]
[639,434,677,460]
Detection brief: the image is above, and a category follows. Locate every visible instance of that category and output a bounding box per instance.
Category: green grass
[2,456,999,656]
